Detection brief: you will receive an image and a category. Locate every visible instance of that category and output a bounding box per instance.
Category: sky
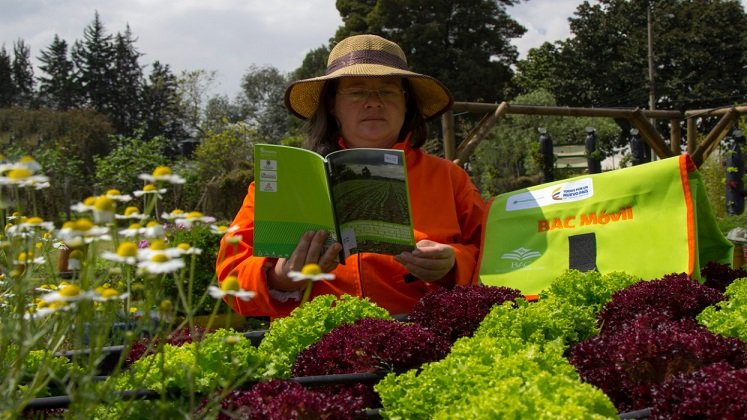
[0,0,591,97]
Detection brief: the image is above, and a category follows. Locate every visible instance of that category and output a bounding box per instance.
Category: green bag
[478,154,733,297]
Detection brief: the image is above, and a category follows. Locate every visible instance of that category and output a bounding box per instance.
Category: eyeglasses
[336,87,406,103]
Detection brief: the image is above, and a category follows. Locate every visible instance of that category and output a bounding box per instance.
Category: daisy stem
[300,280,313,305]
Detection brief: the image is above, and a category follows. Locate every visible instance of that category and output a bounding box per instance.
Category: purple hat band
[326,50,408,74]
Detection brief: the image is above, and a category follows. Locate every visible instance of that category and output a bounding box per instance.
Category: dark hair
[303,78,429,155]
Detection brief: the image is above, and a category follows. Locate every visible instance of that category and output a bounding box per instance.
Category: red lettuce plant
[700,261,747,292]
[597,273,723,334]
[292,317,450,377]
[650,361,747,419]
[213,379,370,420]
[126,325,208,364]
[568,315,747,412]
[407,284,523,342]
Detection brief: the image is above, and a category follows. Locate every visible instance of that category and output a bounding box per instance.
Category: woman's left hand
[395,240,455,283]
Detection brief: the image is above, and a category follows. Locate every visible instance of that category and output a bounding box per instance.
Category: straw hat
[284,34,453,121]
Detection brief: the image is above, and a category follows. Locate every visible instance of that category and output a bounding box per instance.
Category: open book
[252,144,415,260]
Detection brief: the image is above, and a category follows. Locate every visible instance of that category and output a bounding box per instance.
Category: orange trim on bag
[679,154,696,275]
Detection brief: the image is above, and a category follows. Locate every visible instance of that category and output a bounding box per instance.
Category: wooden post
[442,110,456,161]
[670,119,681,154]
[629,108,675,159]
[686,117,697,155]
[691,108,738,167]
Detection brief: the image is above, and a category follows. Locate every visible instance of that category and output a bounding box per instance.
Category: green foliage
[257,294,391,379]
[474,298,598,348]
[470,89,620,196]
[161,222,223,316]
[540,270,641,313]
[93,135,169,192]
[697,277,747,342]
[109,328,266,394]
[376,336,616,419]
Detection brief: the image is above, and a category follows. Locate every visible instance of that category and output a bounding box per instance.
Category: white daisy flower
[92,287,130,302]
[138,166,186,185]
[0,167,50,188]
[137,253,185,274]
[100,241,139,265]
[13,252,46,266]
[142,221,165,238]
[56,218,111,244]
[93,195,116,224]
[41,284,95,303]
[208,276,256,302]
[70,196,97,213]
[173,211,216,229]
[288,263,335,282]
[161,209,186,220]
[133,184,167,198]
[172,242,203,256]
[119,222,144,238]
[103,188,132,203]
[116,206,149,221]
[210,224,239,235]
[5,216,56,238]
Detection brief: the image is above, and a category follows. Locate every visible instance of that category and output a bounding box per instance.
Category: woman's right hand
[266,230,342,291]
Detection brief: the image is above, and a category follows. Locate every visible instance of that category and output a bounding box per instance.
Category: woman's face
[332,76,407,149]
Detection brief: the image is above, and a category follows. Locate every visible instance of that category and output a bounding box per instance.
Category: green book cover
[253,144,415,259]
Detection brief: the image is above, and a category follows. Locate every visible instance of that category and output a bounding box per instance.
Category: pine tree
[72,12,115,114]
[11,39,35,107]
[109,25,143,135]
[38,34,78,109]
[141,61,188,148]
[0,46,13,107]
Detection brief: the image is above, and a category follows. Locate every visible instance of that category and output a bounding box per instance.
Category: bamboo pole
[453,101,509,165]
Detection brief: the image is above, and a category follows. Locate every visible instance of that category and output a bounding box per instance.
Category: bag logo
[501,247,541,261]
[506,178,594,211]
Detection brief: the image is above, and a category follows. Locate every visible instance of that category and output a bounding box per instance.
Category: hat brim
[285,64,453,122]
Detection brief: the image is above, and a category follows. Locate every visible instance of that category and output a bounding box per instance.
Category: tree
[141,61,189,148]
[11,39,34,107]
[238,65,290,142]
[109,25,143,135]
[177,69,217,138]
[365,0,526,103]
[0,47,13,107]
[516,0,747,111]
[72,12,116,114]
[37,35,78,109]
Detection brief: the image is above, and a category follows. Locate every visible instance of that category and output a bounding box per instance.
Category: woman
[216,34,487,318]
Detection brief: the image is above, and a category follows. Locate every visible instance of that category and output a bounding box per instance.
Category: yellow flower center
[100,288,119,299]
[177,243,191,251]
[69,249,85,260]
[116,242,138,257]
[19,156,35,164]
[128,223,142,230]
[146,221,160,228]
[159,299,173,312]
[170,209,185,216]
[27,216,44,225]
[123,206,140,216]
[216,225,229,233]
[150,253,169,263]
[150,239,168,250]
[301,263,323,276]
[59,284,82,298]
[143,184,157,192]
[221,276,240,292]
[94,196,115,212]
[7,168,32,180]
[106,189,122,196]
[83,196,96,206]
[17,252,30,262]
[73,218,94,232]
[152,166,172,177]
[186,211,204,219]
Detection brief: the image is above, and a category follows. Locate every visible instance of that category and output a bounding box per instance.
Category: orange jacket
[215,140,487,318]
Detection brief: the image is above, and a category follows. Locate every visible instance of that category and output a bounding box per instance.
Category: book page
[326,148,415,257]
[253,144,337,258]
